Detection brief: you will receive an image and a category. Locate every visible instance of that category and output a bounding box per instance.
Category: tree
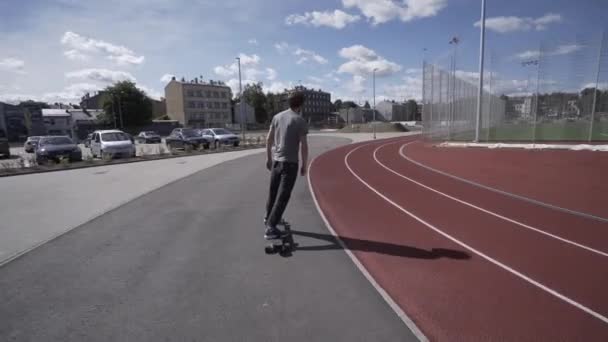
[333,99,343,111]
[18,100,50,109]
[265,92,281,121]
[404,100,419,121]
[363,101,371,109]
[101,81,153,128]
[242,82,268,123]
[342,101,358,109]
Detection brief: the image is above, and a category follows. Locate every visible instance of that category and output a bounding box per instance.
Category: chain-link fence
[423,31,608,142]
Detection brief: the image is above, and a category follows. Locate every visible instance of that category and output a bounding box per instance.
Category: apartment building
[278,86,331,122]
[165,77,232,128]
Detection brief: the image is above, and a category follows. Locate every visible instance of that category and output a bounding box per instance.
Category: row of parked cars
[15,127,241,165]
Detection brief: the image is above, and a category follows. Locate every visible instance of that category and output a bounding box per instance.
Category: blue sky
[0,0,606,105]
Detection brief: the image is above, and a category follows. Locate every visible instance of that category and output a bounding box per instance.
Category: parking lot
[2,133,267,170]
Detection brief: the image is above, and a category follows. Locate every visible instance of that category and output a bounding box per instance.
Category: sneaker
[264,226,282,240]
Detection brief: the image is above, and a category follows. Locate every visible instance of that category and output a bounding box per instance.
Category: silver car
[90,130,136,159]
[200,128,240,148]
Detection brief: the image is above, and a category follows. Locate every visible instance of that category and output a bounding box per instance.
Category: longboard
[264,220,294,255]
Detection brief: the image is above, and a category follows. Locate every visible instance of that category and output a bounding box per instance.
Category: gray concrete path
[0,136,418,342]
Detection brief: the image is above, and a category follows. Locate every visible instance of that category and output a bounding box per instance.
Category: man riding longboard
[264,91,308,240]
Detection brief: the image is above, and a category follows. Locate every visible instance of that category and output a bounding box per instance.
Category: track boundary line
[307,150,428,342]
[400,143,608,223]
[345,143,608,325]
[373,142,608,258]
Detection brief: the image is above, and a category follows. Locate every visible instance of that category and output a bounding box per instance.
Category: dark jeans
[265,161,299,228]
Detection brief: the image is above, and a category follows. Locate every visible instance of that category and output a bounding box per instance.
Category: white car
[200,128,240,148]
[89,130,136,159]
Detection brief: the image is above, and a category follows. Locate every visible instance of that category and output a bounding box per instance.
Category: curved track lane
[309,137,608,341]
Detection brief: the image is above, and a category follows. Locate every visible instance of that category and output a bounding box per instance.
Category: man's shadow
[291,230,471,260]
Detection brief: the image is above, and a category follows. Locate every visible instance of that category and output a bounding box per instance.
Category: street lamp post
[474,0,486,142]
[236,57,245,141]
[373,68,377,139]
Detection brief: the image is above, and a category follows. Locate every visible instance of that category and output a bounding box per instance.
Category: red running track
[309,136,608,341]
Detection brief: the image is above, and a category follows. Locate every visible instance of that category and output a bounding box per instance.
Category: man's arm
[266,124,275,170]
[300,134,308,176]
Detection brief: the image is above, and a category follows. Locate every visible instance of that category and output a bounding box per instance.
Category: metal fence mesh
[423,31,608,142]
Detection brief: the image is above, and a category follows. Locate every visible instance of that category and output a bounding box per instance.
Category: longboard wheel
[265,246,276,254]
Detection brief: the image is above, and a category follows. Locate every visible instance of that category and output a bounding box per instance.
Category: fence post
[533,42,542,144]
[589,30,605,142]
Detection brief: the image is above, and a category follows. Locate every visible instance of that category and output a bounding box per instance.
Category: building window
[196,90,203,97]
[187,90,194,97]
[221,103,227,109]
[221,92,227,98]
[214,102,220,109]
[215,113,220,119]
[213,91,219,98]
[206,91,211,97]
[188,101,196,108]
[198,102,205,108]
[207,102,213,109]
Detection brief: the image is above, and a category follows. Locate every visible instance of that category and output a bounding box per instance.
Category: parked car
[35,136,82,164]
[165,128,211,150]
[135,131,162,144]
[24,136,42,153]
[83,133,93,148]
[0,129,10,159]
[89,130,136,159]
[200,128,240,148]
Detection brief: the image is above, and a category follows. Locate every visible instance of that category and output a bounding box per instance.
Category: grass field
[448,121,608,142]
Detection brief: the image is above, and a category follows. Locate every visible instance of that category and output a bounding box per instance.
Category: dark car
[165,128,211,150]
[24,136,42,153]
[136,131,162,144]
[0,129,9,159]
[35,136,82,164]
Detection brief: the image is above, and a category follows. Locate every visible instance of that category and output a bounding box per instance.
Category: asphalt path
[0,136,417,342]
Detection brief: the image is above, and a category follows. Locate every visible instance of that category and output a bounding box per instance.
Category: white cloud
[347,75,367,94]
[60,31,145,66]
[405,68,422,74]
[139,85,163,100]
[294,48,328,65]
[65,68,136,83]
[63,49,88,61]
[383,75,423,101]
[514,43,583,60]
[0,93,38,104]
[474,13,562,33]
[308,76,325,83]
[42,83,102,103]
[266,68,277,81]
[275,42,290,54]
[264,81,294,94]
[342,0,447,25]
[0,57,25,73]
[285,9,360,29]
[515,50,540,60]
[338,45,402,77]
[213,53,261,78]
[248,38,259,45]
[160,73,175,83]
[553,44,583,55]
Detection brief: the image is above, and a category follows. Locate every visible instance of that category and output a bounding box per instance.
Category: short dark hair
[289,92,305,109]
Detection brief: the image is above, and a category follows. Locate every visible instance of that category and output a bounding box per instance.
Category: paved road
[0,136,417,342]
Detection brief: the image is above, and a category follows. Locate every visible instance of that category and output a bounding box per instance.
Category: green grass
[448,121,608,142]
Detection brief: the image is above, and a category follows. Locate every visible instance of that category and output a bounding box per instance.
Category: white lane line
[399,143,608,223]
[373,142,608,258]
[345,143,608,325]
[307,154,428,342]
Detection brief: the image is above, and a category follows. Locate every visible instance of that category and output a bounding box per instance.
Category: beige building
[165,77,232,127]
